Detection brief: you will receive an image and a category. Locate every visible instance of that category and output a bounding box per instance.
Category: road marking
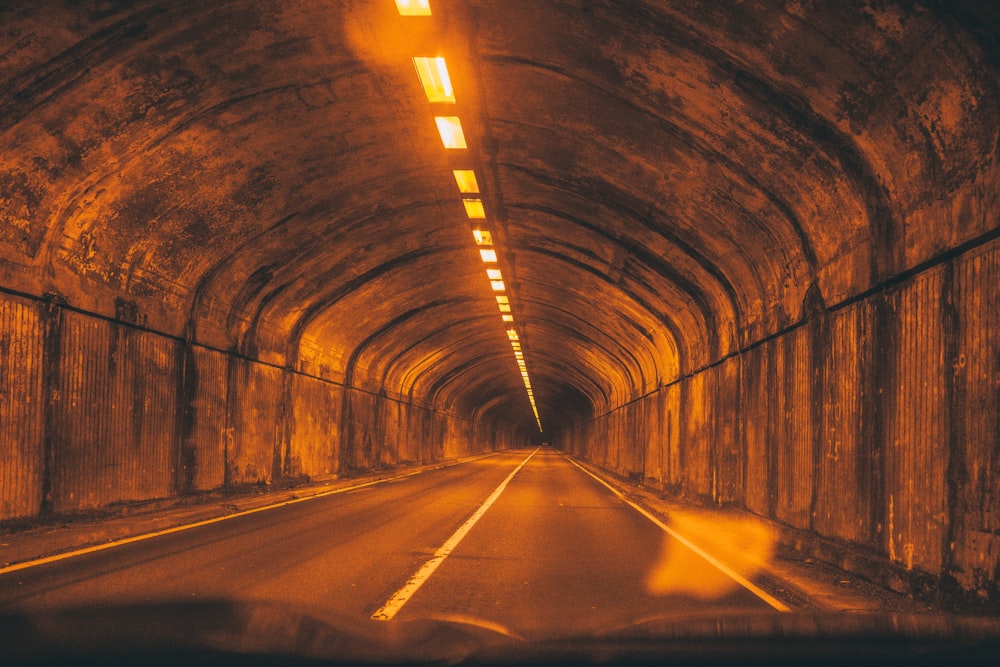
[371,447,540,621]
[0,452,503,576]
[564,455,791,612]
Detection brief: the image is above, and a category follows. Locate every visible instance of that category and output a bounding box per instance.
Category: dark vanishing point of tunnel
[0,1,997,602]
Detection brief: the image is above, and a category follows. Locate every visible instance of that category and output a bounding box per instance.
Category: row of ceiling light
[395,0,542,432]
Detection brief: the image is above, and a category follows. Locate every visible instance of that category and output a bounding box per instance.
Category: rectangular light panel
[453,170,480,194]
[463,199,486,219]
[395,0,431,15]
[413,57,455,103]
[434,116,467,149]
[473,229,492,245]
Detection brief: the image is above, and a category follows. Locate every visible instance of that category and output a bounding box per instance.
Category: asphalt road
[0,448,780,640]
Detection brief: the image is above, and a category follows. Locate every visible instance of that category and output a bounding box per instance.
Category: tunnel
[0,0,997,607]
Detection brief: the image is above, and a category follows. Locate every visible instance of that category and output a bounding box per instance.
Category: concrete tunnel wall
[557,235,1000,599]
[0,0,998,604]
[0,292,522,517]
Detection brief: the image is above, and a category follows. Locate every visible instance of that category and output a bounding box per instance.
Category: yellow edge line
[565,455,791,613]
[0,451,502,576]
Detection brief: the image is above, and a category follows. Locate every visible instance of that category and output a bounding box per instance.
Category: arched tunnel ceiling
[1,0,997,436]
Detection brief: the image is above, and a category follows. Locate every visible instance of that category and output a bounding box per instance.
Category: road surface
[0,448,781,640]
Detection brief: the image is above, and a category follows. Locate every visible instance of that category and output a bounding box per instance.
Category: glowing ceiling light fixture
[413,57,454,103]
[463,198,486,219]
[407,18,540,436]
[434,116,467,149]
[395,0,431,16]
[453,170,480,194]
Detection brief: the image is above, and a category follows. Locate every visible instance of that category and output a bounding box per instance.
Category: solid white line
[564,455,791,612]
[0,452,503,577]
[371,448,540,621]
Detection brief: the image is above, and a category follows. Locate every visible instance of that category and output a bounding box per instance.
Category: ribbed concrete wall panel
[682,371,713,497]
[951,244,1000,591]
[405,407,430,464]
[0,295,44,521]
[743,344,770,516]
[714,358,743,504]
[188,347,227,491]
[433,410,447,459]
[226,358,280,484]
[347,391,377,470]
[398,403,420,463]
[632,400,646,479]
[441,411,465,460]
[606,408,620,474]
[664,384,682,490]
[885,270,949,573]
[52,314,176,512]
[608,408,623,475]
[583,419,595,463]
[436,410,453,460]
[775,329,813,530]
[623,401,641,479]
[815,303,871,544]
[289,374,341,479]
[422,408,438,461]
[643,392,663,486]
[379,399,401,468]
